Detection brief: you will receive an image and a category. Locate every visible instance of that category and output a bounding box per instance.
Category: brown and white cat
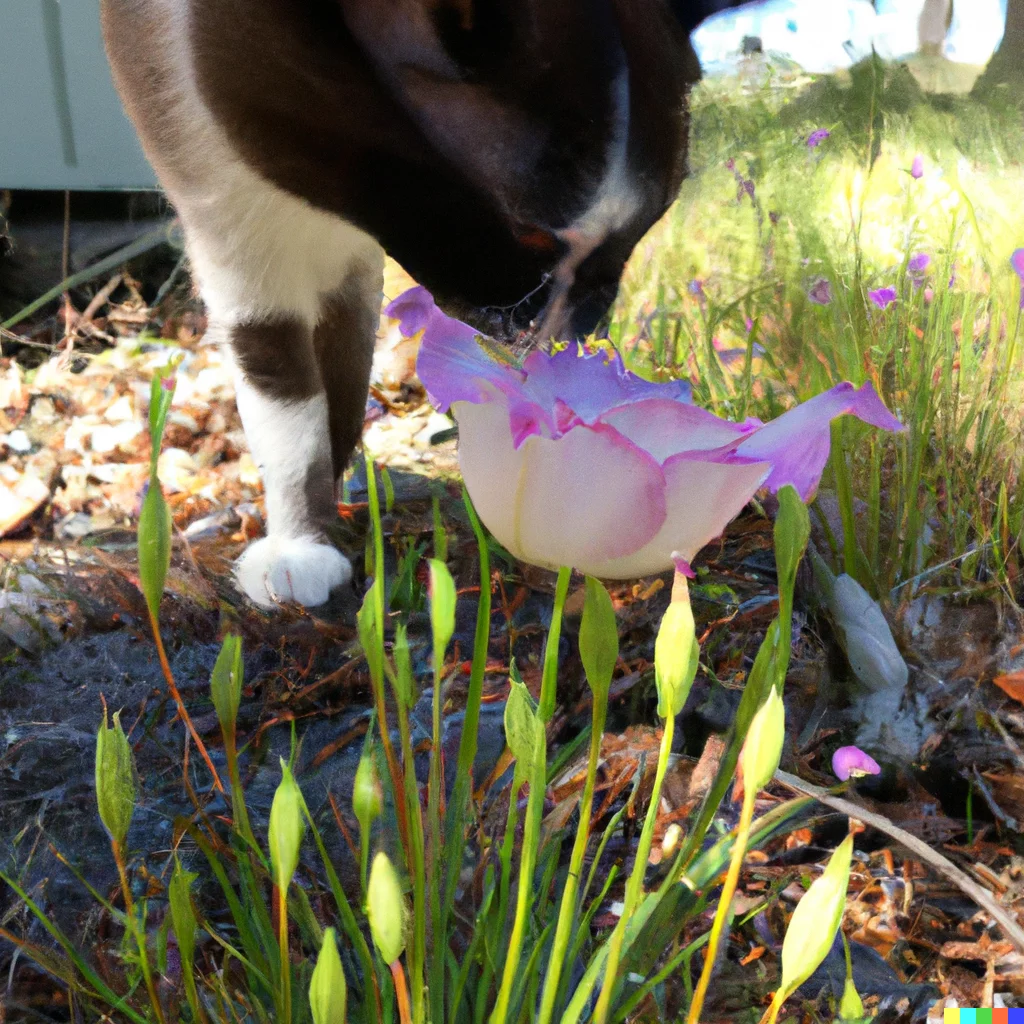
[101,0,723,607]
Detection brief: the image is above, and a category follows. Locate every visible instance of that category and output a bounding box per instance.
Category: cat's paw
[235,536,352,608]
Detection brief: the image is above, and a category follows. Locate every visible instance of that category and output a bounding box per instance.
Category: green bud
[353,747,383,832]
[839,976,864,1021]
[168,859,199,976]
[779,833,854,1001]
[357,585,384,690]
[655,599,698,718]
[268,759,306,892]
[367,852,406,965]
[428,559,456,673]
[96,710,136,848]
[579,576,618,702]
[309,927,347,1024]
[504,678,543,775]
[741,686,785,796]
[839,931,864,1021]
[210,634,243,742]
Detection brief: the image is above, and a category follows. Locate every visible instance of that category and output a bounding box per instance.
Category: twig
[79,274,123,325]
[2,221,179,332]
[774,769,1024,952]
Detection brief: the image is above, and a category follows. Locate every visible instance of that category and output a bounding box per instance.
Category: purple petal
[908,252,930,276]
[806,129,830,148]
[910,155,924,179]
[730,382,904,501]
[832,745,881,781]
[521,344,691,426]
[599,398,755,465]
[808,278,832,306]
[868,287,897,310]
[1011,249,1024,281]
[393,288,538,423]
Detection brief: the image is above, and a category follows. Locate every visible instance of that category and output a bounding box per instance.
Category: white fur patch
[232,381,333,540]
[566,69,639,244]
[538,70,639,338]
[235,535,352,608]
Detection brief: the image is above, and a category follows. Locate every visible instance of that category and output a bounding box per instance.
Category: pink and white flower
[387,287,903,579]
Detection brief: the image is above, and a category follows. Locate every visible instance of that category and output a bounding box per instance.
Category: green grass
[614,56,1024,597]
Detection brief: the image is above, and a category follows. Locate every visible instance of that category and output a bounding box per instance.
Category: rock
[831,573,909,695]
[0,467,50,536]
[183,508,242,542]
[1,429,31,454]
[103,394,135,423]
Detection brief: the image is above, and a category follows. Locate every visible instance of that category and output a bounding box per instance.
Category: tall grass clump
[616,56,1024,598]
[0,358,858,1023]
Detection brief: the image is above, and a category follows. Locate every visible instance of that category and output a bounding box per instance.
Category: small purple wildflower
[745,316,754,333]
[808,278,832,306]
[806,128,830,148]
[908,252,930,276]
[160,375,176,392]
[911,155,924,179]
[688,279,706,303]
[1012,248,1024,309]
[868,287,897,310]
[832,745,881,782]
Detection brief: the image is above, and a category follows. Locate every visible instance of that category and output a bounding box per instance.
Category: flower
[832,745,880,781]
[807,129,830,148]
[712,336,765,367]
[807,278,833,306]
[1012,249,1024,309]
[908,252,930,279]
[387,287,903,579]
[911,155,924,179]
[868,287,897,310]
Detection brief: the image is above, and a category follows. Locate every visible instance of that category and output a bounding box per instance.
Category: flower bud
[655,598,698,718]
[779,834,854,1000]
[268,760,306,893]
[96,710,136,848]
[741,686,785,796]
[428,558,456,673]
[353,747,383,832]
[367,852,406,965]
[168,860,199,976]
[309,927,347,1024]
[839,976,864,1021]
[210,634,243,742]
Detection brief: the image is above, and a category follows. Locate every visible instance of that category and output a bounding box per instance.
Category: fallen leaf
[993,671,1024,704]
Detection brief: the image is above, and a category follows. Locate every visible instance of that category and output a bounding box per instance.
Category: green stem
[441,492,491,993]
[277,883,291,1024]
[364,454,410,856]
[113,842,166,1024]
[395,696,427,1024]
[539,566,571,723]
[224,730,256,852]
[686,791,756,1024]
[488,756,545,1024]
[536,681,607,1024]
[428,610,445,1023]
[593,713,676,1024]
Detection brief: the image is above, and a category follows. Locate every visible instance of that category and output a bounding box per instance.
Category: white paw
[235,536,352,608]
